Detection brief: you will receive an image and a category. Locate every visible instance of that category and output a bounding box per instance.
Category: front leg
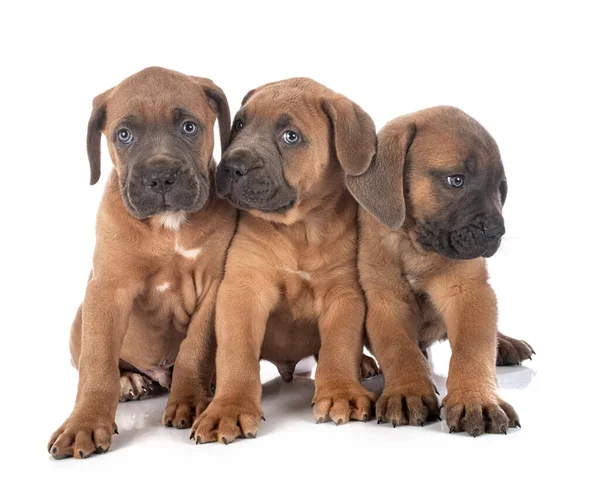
[313,287,376,425]
[191,271,278,444]
[364,283,439,427]
[163,281,219,429]
[426,267,520,436]
[48,279,138,459]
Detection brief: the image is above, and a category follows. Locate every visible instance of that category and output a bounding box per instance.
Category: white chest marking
[282,266,311,281]
[156,282,171,292]
[175,238,202,260]
[160,211,187,231]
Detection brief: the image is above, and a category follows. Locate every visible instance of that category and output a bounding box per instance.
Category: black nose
[483,220,505,238]
[222,159,249,181]
[143,167,179,193]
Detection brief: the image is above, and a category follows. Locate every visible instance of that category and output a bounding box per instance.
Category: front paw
[497,334,535,366]
[376,381,440,427]
[313,382,376,425]
[163,392,211,429]
[48,413,118,459]
[190,397,263,444]
[444,390,520,436]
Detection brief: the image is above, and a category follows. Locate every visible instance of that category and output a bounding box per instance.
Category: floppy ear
[198,79,231,154]
[86,89,112,185]
[346,119,417,230]
[321,95,376,177]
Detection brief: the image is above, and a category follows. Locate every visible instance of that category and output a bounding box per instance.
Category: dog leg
[496,332,535,366]
[48,280,139,459]
[190,270,277,444]
[313,288,376,425]
[425,267,519,436]
[163,283,218,429]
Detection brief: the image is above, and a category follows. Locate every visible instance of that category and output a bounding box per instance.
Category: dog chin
[123,193,208,220]
[224,191,297,214]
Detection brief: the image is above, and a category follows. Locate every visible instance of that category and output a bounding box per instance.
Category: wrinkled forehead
[411,117,502,174]
[240,84,328,130]
[106,76,210,127]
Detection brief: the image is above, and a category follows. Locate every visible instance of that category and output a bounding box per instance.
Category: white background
[1,1,597,484]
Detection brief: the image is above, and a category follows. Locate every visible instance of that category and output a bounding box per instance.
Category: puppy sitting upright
[350,106,528,435]
[48,67,237,459]
[190,78,377,444]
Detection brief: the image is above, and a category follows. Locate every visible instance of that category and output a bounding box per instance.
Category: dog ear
[198,79,231,154]
[86,89,112,186]
[346,119,417,230]
[321,95,376,177]
[241,89,256,106]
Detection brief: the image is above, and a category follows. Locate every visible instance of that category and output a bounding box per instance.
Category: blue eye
[117,128,133,144]
[447,175,465,188]
[182,121,198,136]
[282,130,300,144]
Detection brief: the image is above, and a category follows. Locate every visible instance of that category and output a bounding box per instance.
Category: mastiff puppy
[48,67,237,459]
[189,78,377,444]
[350,106,533,435]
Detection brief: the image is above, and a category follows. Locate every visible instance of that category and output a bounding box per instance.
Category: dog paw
[119,372,162,401]
[376,381,440,427]
[48,414,118,459]
[190,397,263,444]
[360,354,380,379]
[444,390,520,436]
[163,393,211,429]
[497,333,535,366]
[313,382,376,425]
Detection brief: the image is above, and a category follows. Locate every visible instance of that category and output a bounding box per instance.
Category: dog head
[87,66,230,220]
[348,106,507,259]
[215,78,375,224]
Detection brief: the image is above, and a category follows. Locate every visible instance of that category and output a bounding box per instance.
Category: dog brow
[276,113,293,130]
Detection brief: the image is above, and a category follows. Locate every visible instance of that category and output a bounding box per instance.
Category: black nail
[167,419,172,427]
[336,419,342,426]
[316,417,324,424]
[261,415,266,421]
[436,415,442,421]
[180,419,185,426]
[362,414,368,423]
[417,420,423,427]
[501,425,507,435]
[515,420,521,428]
[377,417,383,424]
[114,427,119,435]
[449,426,455,434]
[247,433,256,439]
[392,419,397,428]
[222,437,229,445]
[196,436,201,444]
[52,447,57,454]
[310,402,315,408]
[79,450,85,458]
[472,429,480,438]
[434,386,440,396]
[189,432,195,440]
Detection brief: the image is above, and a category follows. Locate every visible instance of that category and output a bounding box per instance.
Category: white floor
[13,340,585,485]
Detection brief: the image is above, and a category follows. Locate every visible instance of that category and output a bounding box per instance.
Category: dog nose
[483,220,505,238]
[143,167,179,193]
[221,151,255,182]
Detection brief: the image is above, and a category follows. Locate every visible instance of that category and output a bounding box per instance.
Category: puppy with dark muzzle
[48,67,237,459]
[189,78,378,444]
[349,106,533,435]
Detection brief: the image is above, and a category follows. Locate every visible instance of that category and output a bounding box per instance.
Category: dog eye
[282,130,300,145]
[182,121,198,136]
[117,128,133,144]
[447,175,465,188]
[234,119,244,131]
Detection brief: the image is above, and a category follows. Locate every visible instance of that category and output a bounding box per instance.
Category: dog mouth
[216,171,297,214]
[122,169,210,219]
[417,221,502,260]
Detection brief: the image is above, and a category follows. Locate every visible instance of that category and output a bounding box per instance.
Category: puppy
[48,67,237,459]
[189,78,377,444]
[351,106,529,435]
